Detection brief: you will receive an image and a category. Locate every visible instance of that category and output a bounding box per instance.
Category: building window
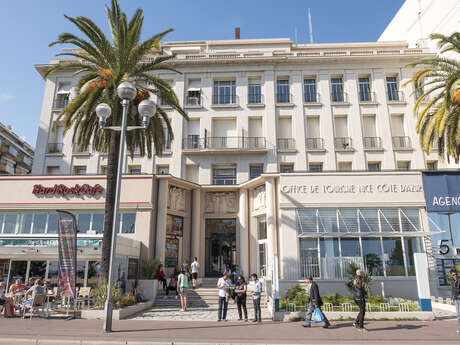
[338,162,352,171]
[128,165,141,174]
[426,161,438,170]
[358,77,371,102]
[162,122,172,152]
[304,79,317,103]
[8,145,18,157]
[157,165,169,175]
[249,164,264,179]
[331,77,344,102]
[213,165,236,185]
[54,83,71,109]
[386,76,399,101]
[276,79,290,103]
[46,166,60,175]
[368,162,381,172]
[248,83,262,104]
[73,166,87,175]
[397,161,411,171]
[213,80,236,104]
[309,163,323,172]
[280,164,294,173]
[186,79,201,106]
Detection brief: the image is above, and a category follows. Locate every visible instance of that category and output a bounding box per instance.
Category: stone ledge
[273,310,435,322]
[80,301,153,320]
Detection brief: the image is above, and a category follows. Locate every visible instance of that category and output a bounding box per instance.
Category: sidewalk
[0,318,458,345]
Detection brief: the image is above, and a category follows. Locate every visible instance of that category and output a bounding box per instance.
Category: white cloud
[0,92,13,102]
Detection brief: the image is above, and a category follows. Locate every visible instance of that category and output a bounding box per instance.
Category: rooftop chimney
[235,27,240,40]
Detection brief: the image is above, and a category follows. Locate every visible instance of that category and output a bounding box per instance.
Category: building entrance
[205,218,236,277]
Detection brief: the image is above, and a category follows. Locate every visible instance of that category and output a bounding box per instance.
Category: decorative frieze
[205,192,238,214]
[168,186,186,212]
[253,185,266,211]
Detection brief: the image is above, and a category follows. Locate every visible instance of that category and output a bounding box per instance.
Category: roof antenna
[308,8,314,44]
[294,26,298,44]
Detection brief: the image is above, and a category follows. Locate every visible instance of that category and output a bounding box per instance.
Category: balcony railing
[277,138,296,150]
[276,93,293,104]
[392,136,411,149]
[53,97,69,110]
[47,142,63,154]
[305,138,324,150]
[247,93,264,105]
[359,91,376,103]
[185,95,201,107]
[212,94,239,106]
[331,91,349,103]
[363,137,382,149]
[334,137,352,150]
[387,90,405,102]
[182,136,266,150]
[73,144,89,154]
[304,92,320,104]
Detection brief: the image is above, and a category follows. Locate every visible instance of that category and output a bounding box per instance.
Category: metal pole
[104,99,129,332]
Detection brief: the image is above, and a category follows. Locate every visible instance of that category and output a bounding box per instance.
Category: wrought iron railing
[334,137,352,150]
[392,136,411,149]
[363,136,382,149]
[305,138,324,150]
[47,142,63,153]
[277,138,296,150]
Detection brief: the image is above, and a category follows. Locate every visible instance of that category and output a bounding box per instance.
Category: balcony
[277,138,296,151]
[211,95,239,108]
[47,142,64,154]
[73,143,89,155]
[392,136,412,150]
[247,94,265,107]
[387,90,406,103]
[363,137,383,150]
[182,136,267,154]
[0,161,14,175]
[185,95,202,108]
[359,91,377,104]
[334,137,353,151]
[331,92,350,105]
[53,96,69,110]
[304,92,321,105]
[276,93,294,107]
[305,138,325,151]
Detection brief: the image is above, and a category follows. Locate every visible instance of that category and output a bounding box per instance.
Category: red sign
[32,184,104,197]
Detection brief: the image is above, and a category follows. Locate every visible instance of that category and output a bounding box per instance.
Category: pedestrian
[223,264,232,276]
[191,257,200,289]
[181,259,191,283]
[251,273,262,323]
[235,275,248,321]
[232,264,243,284]
[165,275,178,300]
[349,269,368,332]
[303,276,330,328]
[154,264,167,291]
[177,270,189,312]
[26,277,34,288]
[217,272,232,321]
[450,268,460,333]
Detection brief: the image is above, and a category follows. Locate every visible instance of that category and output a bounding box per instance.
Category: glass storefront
[205,218,236,277]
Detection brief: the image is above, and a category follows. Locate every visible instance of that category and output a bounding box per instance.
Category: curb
[0,340,297,345]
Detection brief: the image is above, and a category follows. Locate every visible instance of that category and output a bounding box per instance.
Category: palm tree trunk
[100,130,121,282]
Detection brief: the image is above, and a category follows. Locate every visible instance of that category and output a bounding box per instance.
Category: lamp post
[96,81,156,332]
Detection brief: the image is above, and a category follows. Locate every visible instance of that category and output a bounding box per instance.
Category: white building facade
[1,38,452,298]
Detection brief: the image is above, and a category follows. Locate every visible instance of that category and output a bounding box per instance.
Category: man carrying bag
[303,276,330,328]
[349,269,368,332]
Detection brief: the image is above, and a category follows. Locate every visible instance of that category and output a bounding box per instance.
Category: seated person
[26,277,35,288]
[165,276,178,299]
[0,282,16,317]
[154,264,167,291]
[9,279,27,293]
[22,279,45,314]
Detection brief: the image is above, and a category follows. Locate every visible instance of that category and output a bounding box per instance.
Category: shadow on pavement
[369,324,426,331]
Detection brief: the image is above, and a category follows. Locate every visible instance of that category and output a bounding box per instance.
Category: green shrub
[115,295,136,309]
[140,258,161,279]
[92,283,121,309]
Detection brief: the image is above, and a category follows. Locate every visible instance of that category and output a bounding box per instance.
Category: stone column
[239,189,249,276]
[265,177,276,279]
[155,178,168,263]
[191,189,202,275]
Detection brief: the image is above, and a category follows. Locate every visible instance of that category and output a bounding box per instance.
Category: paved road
[0,318,458,344]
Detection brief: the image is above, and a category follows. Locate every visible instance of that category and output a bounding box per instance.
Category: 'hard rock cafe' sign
[32,184,104,197]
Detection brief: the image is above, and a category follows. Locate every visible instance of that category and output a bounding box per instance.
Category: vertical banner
[57,210,77,298]
[165,238,179,268]
[414,253,432,311]
[273,253,280,312]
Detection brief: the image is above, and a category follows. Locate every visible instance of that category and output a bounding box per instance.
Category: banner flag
[422,172,460,213]
[57,210,77,298]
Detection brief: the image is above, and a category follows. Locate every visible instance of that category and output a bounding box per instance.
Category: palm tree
[44,0,187,281]
[406,32,460,163]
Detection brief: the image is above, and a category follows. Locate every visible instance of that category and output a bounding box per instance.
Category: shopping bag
[312,307,325,323]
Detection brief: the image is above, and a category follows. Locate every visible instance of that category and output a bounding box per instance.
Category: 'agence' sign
[32,184,104,197]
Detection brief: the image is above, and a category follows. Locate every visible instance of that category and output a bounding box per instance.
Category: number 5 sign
[439,239,450,255]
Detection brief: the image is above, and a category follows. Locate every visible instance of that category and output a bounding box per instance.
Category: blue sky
[0,0,404,147]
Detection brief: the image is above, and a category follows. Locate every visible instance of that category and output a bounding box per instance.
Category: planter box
[273,310,435,322]
[432,301,457,313]
[137,280,159,301]
[81,301,152,320]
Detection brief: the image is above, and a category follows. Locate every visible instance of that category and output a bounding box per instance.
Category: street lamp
[97,81,156,332]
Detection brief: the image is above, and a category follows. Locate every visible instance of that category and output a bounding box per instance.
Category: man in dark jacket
[303,276,330,328]
[350,269,367,332]
[450,269,460,333]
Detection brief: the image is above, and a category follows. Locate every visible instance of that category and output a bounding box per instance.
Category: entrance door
[205,218,236,277]
[257,240,267,277]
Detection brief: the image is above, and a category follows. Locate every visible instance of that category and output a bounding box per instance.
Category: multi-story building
[0,122,34,175]
[1,36,452,299]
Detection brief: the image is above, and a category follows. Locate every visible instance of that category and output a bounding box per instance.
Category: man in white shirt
[191,257,200,289]
[217,273,232,321]
[251,273,262,322]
